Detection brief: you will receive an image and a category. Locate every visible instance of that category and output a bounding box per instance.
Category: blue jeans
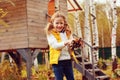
[52,60,74,80]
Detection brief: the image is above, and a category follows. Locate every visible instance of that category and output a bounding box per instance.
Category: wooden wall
[0,0,68,51]
[27,0,48,48]
[0,0,48,51]
[0,0,28,50]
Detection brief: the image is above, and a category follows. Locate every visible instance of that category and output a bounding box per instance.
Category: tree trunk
[74,11,82,38]
[90,0,99,62]
[84,0,92,61]
[111,0,117,60]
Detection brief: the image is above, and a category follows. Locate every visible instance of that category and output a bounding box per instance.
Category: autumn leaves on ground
[0,59,120,80]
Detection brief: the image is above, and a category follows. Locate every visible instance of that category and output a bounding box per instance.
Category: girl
[45,11,76,80]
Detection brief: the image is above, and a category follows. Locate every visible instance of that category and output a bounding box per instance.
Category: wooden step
[76,55,89,62]
[79,62,91,66]
[74,62,110,80]
[95,70,107,76]
[96,75,110,80]
[87,68,100,72]
[84,62,92,65]
[80,61,95,69]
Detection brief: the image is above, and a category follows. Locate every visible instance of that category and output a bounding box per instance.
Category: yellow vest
[49,30,78,64]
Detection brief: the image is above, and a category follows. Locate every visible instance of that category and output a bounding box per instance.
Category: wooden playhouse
[0,0,67,79]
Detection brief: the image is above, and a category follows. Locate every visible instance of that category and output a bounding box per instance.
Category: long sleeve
[47,34,65,49]
[47,32,72,61]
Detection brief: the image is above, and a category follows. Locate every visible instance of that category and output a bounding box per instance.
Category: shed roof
[67,0,82,12]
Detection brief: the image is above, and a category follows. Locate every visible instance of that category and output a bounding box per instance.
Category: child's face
[53,17,65,32]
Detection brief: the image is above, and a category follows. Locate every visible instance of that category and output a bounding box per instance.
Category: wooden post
[1,52,6,63]
[17,49,32,80]
[1,52,13,65]
[45,51,49,70]
[32,49,41,72]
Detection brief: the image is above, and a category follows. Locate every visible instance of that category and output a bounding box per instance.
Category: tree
[90,0,99,62]
[111,0,118,60]
[84,0,92,61]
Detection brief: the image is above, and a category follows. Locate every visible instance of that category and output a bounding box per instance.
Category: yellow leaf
[0,0,15,6]
[6,0,15,6]
[0,19,9,27]
[0,8,8,18]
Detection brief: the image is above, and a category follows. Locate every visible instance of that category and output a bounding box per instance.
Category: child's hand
[64,39,74,46]
[70,38,83,50]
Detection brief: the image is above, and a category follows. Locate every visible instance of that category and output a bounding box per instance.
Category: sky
[78,0,120,6]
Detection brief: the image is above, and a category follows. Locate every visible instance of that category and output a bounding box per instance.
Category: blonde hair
[45,11,71,35]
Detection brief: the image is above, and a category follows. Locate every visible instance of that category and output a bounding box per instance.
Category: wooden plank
[0,24,27,33]
[0,38,28,44]
[0,41,28,51]
[27,12,46,20]
[27,1,46,9]
[3,20,27,27]
[28,22,45,27]
[0,40,28,48]
[0,33,28,41]
[28,32,47,48]
[28,36,47,41]
[28,18,46,24]
[5,12,26,20]
[27,0,48,7]
[28,26,45,33]
[5,4,26,12]
[0,27,27,35]
[29,41,48,48]
[0,0,26,8]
